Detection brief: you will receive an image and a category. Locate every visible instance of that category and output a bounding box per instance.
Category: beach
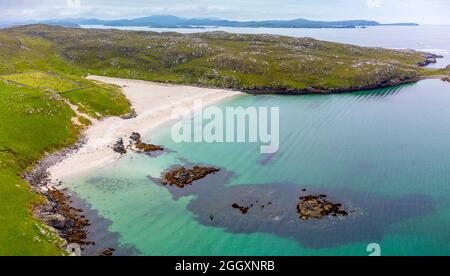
[47,76,242,182]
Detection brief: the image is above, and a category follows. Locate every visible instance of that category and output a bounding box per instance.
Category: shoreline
[47,75,244,181]
[25,75,243,254]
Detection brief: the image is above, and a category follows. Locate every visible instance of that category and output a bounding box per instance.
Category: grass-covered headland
[0,24,448,255]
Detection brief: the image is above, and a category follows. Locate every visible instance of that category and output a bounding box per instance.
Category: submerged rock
[100,248,116,256]
[232,203,251,214]
[297,194,349,220]
[161,166,220,188]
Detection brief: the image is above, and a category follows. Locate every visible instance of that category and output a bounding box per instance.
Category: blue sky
[1,0,449,24]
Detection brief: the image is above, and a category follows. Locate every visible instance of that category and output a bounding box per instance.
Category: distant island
[38,15,419,29]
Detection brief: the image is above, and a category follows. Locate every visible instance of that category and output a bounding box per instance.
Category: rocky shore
[112,132,164,155]
[22,138,91,255]
[417,53,444,67]
[241,75,429,95]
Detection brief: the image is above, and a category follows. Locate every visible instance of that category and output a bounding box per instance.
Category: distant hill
[39,15,419,29]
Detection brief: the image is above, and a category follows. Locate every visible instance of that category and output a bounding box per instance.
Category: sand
[48,76,242,181]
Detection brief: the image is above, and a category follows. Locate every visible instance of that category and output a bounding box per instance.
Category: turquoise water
[66,79,450,256]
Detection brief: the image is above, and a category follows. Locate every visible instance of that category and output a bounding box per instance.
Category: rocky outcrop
[232,203,251,214]
[297,193,349,220]
[135,141,164,153]
[120,108,137,120]
[46,189,91,245]
[129,132,141,142]
[130,132,164,153]
[161,166,220,188]
[112,132,164,155]
[417,53,444,67]
[112,138,127,154]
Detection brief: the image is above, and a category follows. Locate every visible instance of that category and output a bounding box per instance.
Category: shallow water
[65,79,450,256]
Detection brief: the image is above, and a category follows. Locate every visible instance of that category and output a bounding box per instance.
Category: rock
[129,132,141,142]
[161,166,220,188]
[417,53,443,67]
[442,77,450,83]
[135,141,164,152]
[113,138,127,154]
[43,214,67,230]
[121,109,137,120]
[129,132,164,153]
[232,203,251,214]
[101,248,115,256]
[297,194,349,220]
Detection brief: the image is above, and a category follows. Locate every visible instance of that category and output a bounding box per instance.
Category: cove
[62,79,450,256]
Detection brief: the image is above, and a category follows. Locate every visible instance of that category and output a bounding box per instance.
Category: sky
[0,0,449,25]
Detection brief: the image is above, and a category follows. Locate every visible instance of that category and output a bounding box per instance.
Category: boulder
[113,138,127,154]
[43,214,67,230]
[297,194,349,220]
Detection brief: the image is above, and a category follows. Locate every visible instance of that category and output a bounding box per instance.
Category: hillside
[40,15,418,28]
[5,24,446,94]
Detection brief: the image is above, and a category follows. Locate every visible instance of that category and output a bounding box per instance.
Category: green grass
[3,24,443,93]
[0,81,79,255]
[0,27,131,256]
[1,72,81,92]
[9,24,442,92]
[61,85,130,118]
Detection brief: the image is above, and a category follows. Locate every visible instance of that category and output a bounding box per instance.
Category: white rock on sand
[48,75,242,181]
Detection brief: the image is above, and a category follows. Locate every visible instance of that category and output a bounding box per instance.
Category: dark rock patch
[160,166,220,188]
[417,53,444,67]
[149,168,436,249]
[129,132,164,154]
[112,138,127,155]
[297,194,348,220]
[232,203,251,214]
[120,108,137,120]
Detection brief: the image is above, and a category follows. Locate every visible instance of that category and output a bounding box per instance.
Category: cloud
[0,0,449,24]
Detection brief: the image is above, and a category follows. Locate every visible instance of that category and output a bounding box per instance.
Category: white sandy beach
[48,76,242,181]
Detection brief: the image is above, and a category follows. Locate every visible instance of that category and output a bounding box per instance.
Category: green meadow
[0,28,130,255]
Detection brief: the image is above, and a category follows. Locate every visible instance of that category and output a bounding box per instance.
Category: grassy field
[6,24,446,93]
[0,24,447,255]
[0,81,78,255]
[1,72,81,92]
[0,28,130,256]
